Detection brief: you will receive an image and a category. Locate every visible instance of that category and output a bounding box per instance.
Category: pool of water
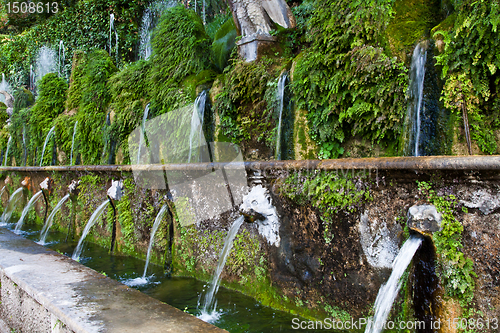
[2,221,321,333]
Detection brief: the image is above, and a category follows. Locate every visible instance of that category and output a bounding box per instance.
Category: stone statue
[228,0,296,61]
[0,90,14,117]
[229,0,296,36]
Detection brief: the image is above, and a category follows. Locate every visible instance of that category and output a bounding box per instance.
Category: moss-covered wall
[0,165,498,327]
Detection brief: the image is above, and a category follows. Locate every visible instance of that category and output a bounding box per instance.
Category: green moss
[281,171,371,243]
[149,5,213,114]
[74,50,117,165]
[385,0,441,57]
[417,181,476,305]
[212,18,237,72]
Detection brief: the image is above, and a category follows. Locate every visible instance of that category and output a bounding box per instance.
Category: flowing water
[14,191,43,233]
[137,103,150,164]
[40,126,55,166]
[407,44,427,157]
[58,40,65,78]
[36,46,57,83]
[1,187,24,225]
[364,235,423,333]
[39,193,70,244]
[275,73,287,160]
[109,13,115,57]
[188,90,208,163]
[30,65,35,92]
[3,136,12,166]
[138,0,175,60]
[72,200,110,261]
[10,221,302,333]
[125,204,169,287]
[70,121,78,165]
[199,215,245,323]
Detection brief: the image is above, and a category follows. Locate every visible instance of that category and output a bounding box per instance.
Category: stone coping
[0,228,226,333]
[0,156,499,173]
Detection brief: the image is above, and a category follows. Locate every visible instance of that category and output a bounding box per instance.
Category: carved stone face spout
[229,0,296,61]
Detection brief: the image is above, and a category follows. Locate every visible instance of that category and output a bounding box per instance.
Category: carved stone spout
[229,0,296,61]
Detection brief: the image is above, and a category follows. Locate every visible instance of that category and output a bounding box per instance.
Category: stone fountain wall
[0,159,499,328]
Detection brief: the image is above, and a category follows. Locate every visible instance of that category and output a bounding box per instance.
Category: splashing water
[407,43,427,157]
[364,235,423,333]
[3,136,12,166]
[40,126,55,166]
[188,91,208,163]
[38,193,70,244]
[72,200,110,261]
[198,215,245,323]
[109,13,115,57]
[124,205,169,287]
[275,73,287,160]
[70,121,78,165]
[1,187,24,225]
[136,103,150,164]
[36,46,57,83]
[14,191,43,233]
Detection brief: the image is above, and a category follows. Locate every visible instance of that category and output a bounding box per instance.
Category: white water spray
[137,103,150,164]
[275,73,287,160]
[408,43,427,157]
[72,200,110,261]
[364,235,423,333]
[3,136,12,166]
[14,190,43,233]
[1,187,24,224]
[58,40,65,78]
[40,126,55,166]
[39,193,70,244]
[198,215,245,323]
[188,90,207,163]
[36,46,57,83]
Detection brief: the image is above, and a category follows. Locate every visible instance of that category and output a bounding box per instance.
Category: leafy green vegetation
[292,0,408,159]
[281,171,371,243]
[435,0,500,154]
[417,181,476,304]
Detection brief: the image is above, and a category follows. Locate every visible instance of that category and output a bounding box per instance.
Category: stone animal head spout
[407,205,442,236]
[107,180,123,201]
[40,177,54,194]
[68,180,80,197]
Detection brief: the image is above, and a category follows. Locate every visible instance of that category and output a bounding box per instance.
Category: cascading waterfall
[70,121,78,165]
[58,40,65,78]
[36,46,57,83]
[137,103,150,164]
[188,90,208,163]
[72,200,110,261]
[38,193,70,244]
[139,8,153,60]
[3,136,12,166]
[40,126,55,166]
[407,44,427,157]
[198,215,245,323]
[14,190,43,233]
[109,13,119,63]
[125,205,169,287]
[364,235,423,333]
[275,73,288,160]
[1,187,24,224]
[22,126,27,166]
[29,65,35,92]
[138,0,174,60]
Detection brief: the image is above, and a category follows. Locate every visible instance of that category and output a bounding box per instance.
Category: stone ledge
[0,228,226,333]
